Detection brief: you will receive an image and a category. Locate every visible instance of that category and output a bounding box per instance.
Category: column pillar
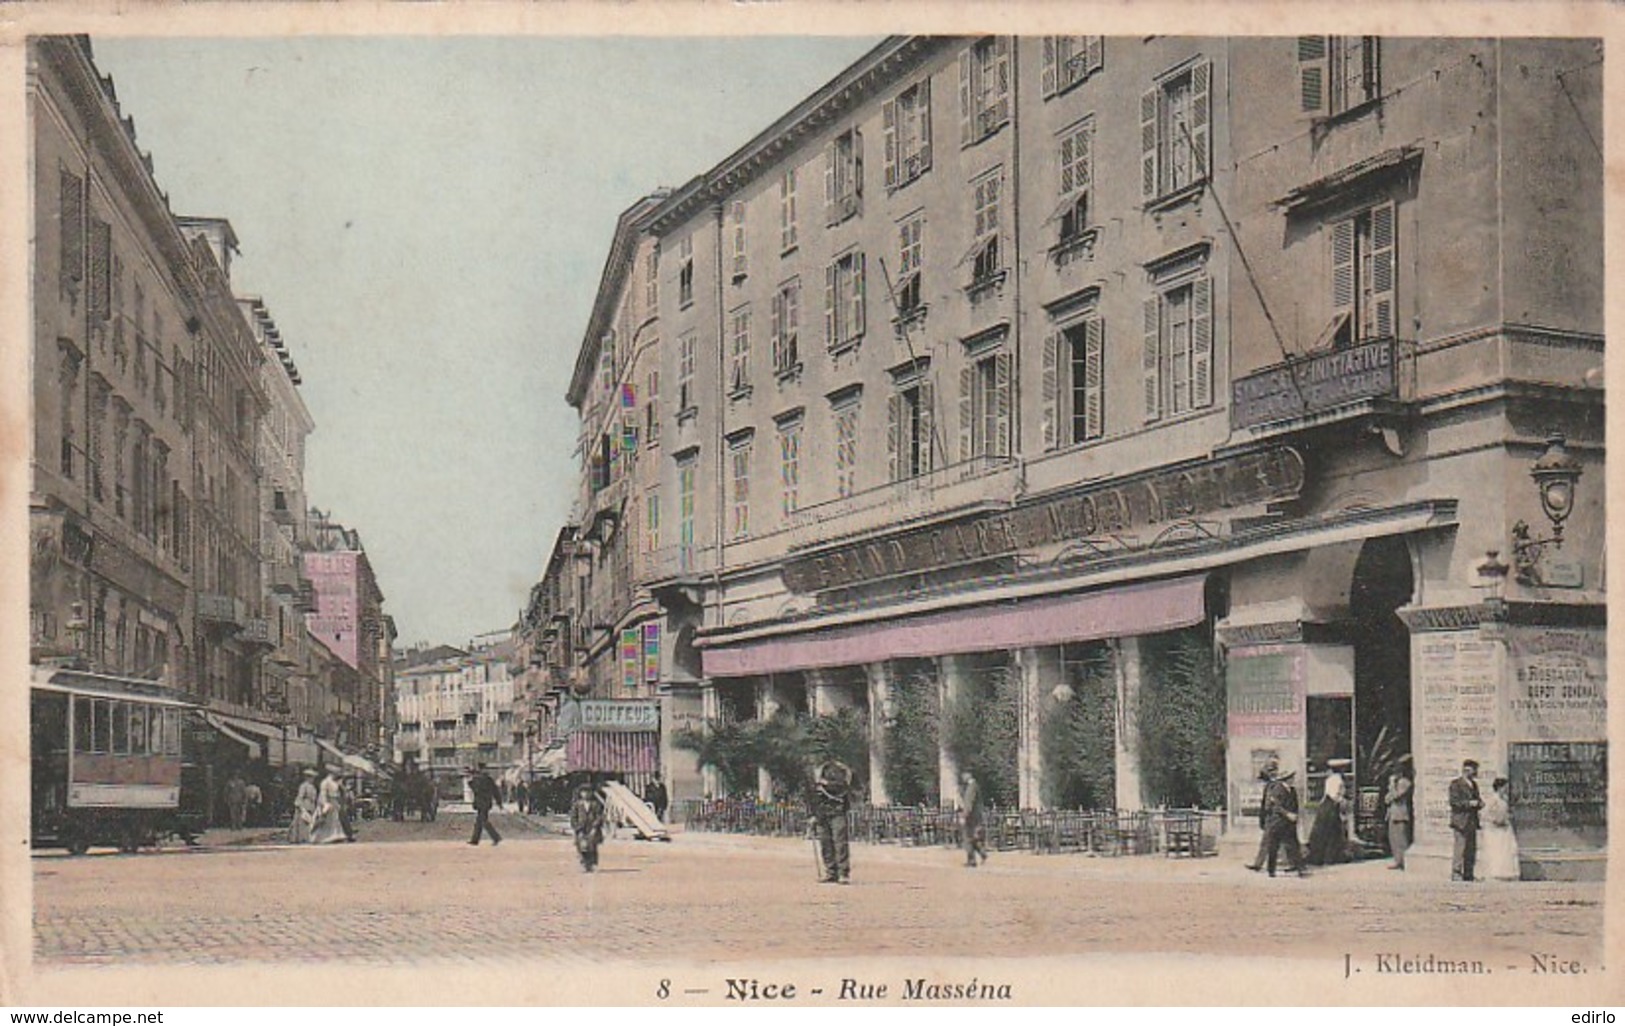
[756,676,783,800]
[1018,646,1064,811]
[1112,636,1146,810]
[938,655,967,809]
[865,662,893,806]
[808,668,858,716]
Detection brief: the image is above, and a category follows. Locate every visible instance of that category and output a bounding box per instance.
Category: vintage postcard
[0,0,1618,1010]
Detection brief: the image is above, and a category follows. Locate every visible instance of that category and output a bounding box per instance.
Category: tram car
[30,668,198,854]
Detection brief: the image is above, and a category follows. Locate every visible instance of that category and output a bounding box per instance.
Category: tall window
[778,419,802,518]
[730,306,752,395]
[59,169,84,304]
[883,80,933,189]
[729,439,752,540]
[1141,60,1212,202]
[825,251,867,351]
[780,168,799,253]
[1043,318,1104,449]
[677,332,696,412]
[1142,276,1213,422]
[771,279,801,375]
[1331,201,1396,346]
[969,171,1003,285]
[730,200,748,281]
[959,37,1011,146]
[896,215,924,317]
[833,400,860,498]
[644,367,661,445]
[887,379,935,481]
[645,487,661,553]
[1297,37,1381,117]
[1056,120,1094,244]
[644,247,659,315]
[959,350,1011,460]
[678,235,695,308]
[58,345,80,478]
[1042,36,1104,96]
[677,456,696,571]
[825,128,863,224]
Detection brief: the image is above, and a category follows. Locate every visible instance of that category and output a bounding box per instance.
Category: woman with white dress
[309,768,347,844]
[1480,776,1521,881]
[289,768,318,844]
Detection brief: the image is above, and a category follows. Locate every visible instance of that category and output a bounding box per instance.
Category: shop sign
[1231,339,1395,430]
[1508,741,1606,845]
[1507,627,1606,736]
[1226,645,1306,739]
[783,446,1305,593]
[578,699,659,732]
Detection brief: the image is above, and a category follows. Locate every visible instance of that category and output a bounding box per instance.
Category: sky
[89,34,882,650]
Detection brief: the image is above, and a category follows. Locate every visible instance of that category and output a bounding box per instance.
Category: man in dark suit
[1245,754,1280,872]
[466,764,503,847]
[1264,770,1307,877]
[809,759,853,883]
[1448,758,1483,881]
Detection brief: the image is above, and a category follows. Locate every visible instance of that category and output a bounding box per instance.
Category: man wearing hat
[1263,766,1307,877]
[466,763,503,847]
[1245,754,1280,872]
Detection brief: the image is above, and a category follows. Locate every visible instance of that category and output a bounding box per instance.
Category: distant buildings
[392,639,519,780]
[522,35,1605,878]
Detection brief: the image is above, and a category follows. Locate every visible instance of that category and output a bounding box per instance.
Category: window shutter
[853,128,864,198]
[918,78,933,170]
[853,253,866,339]
[1042,36,1058,97]
[780,175,790,251]
[1143,296,1162,422]
[824,263,838,348]
[1370,201,1397,339]
[883,98,899,189]
[958,364,974,462]
[993,351,1012,458]
[89,218,111,323]
[886,392,901,481]
[1192,277,1213,409]
[1191,60,1212,182]
[1330,217,1355,322]
[1041,331,1059,450]
[919,380,935,472]
[1297,36,1329,116]
[825,143,839,226]
[1363,37,1382,100]
[771,291,785,369]
[958,49,974,147]
[1059,133,1076,195]
[1140,87,1159,202]
[1084,319,1105,440]
[1087,36,1104,76]
[60,170,84,294]
[992,37,1012,127]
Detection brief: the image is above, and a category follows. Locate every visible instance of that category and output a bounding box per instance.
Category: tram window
[91,700,111,753]
[148,708,163,755]
[111,702,130,754]
[163,709,182,755]
[129,705,148,755]
[74,696,94,752]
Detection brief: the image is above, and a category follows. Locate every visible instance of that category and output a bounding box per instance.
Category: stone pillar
[938,655,967,809]
[757,676,783,801]
[1018,646,1064,811]
[808,668,858,716]
[865,662,894,806]
[699,682,722,799]
[1112,636,1146,810]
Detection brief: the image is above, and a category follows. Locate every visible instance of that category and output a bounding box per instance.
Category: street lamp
[1475,550,1510,640]
[1511,433,1584,586]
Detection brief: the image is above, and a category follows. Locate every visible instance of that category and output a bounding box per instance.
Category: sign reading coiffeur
[578,700,659,732]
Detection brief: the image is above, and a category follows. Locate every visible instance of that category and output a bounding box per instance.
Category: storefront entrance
[1348,536,1415,841]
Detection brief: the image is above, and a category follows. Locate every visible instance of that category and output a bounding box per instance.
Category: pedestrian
[1305,761,1349,866]
[338,777,357,842]
[467,764,503,847]
[290,768,318,844]
[1263,769,1307,878]
[808,758,853,884]
[570,782,606,871]
[1385,764,1413,870]
[1244,755,1280,872]
[959,770,988,867]
[1480,776,1521,881]
[644,774,670,824]
[243,781,263,828]
[223,771,248,831]
[310,768,346,844]
[1448,758,1484,881]
[514,781,530,816]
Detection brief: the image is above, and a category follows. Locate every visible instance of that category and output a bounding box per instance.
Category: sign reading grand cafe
[680,422,1603,880]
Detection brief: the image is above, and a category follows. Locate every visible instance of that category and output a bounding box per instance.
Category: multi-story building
[568,36,1604,877]
[511,524,581,748]
[392,641,518,778]
[304,510,394,752]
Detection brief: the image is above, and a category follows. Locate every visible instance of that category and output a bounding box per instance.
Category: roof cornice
[567,192,669,408]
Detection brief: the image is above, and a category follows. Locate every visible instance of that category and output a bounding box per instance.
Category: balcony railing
[197,593,246,627]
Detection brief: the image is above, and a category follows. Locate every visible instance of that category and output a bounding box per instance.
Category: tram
[30,668,198,854]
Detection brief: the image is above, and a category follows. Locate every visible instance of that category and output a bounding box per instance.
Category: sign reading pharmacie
[782,445,1305,594]
[1231,339,1396,430]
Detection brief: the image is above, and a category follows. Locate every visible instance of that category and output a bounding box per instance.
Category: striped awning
[567,731,659,774]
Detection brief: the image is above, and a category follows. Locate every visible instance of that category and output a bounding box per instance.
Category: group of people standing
[288,767,356,845]
[1247,754,1519,881]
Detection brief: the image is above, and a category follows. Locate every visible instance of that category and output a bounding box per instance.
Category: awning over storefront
[204,712,320,767]
[701,574,1207,678]
[567,731,659,774]
[202,712,260,751]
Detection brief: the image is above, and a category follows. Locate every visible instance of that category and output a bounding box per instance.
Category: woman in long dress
[1305,767,1349,866]
[289,768,318,844]
[1480,776,1521,881]
[310,769,347,844]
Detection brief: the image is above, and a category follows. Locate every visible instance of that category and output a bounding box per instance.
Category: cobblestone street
[32,811,1608,1001]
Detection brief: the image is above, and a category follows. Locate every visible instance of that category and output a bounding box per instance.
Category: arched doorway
[1348,535,1415,837]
